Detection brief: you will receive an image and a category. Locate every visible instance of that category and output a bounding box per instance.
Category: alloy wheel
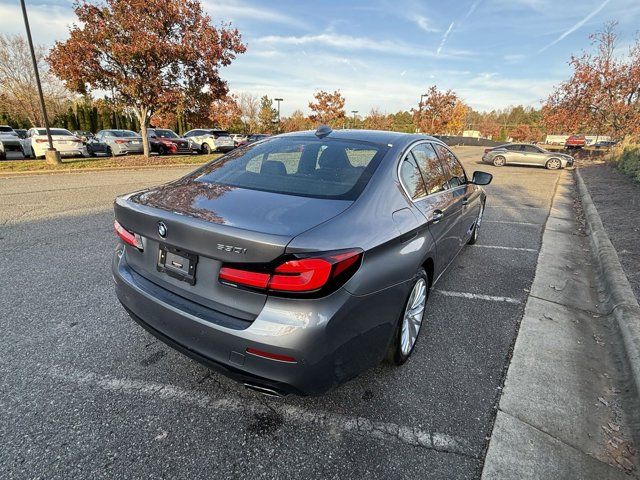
[493,156,505,166]
[546,158,561,170]
[400,278,427,356]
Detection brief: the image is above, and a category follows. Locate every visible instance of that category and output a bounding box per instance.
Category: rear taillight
[484,148,491,154]
[114,220,143,250]
[115,139,128,144]
[219,249,363,295]
[35,138,48,143]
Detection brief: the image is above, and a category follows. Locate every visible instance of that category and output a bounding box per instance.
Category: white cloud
[258,31,471,59]
[538,0,612,53]
[202,0,304,28]
[412,15,439,33]
[0,2,74,45]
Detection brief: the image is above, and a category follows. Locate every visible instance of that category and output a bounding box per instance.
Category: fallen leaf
[608,423,620,432]
[155,430,168,441]
[598,397,610,406]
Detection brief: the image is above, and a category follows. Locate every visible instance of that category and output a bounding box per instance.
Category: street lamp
[351,110,358,129]
[20,0,60,164]
[419,93,428,133]
[274,98,283,132]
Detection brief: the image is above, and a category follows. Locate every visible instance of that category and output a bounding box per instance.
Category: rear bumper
[113,247,408,395]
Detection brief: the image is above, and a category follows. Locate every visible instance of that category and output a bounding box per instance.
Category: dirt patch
[579,162,640,303]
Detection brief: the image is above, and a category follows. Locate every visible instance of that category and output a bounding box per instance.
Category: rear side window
[410,143,448,195]
[435,145,467,188]
[399,157,426,200]
[193,137,388,200]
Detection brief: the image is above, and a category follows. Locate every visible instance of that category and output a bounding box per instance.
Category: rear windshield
[0,126,14,132]
[108,130,139,137]
[209,130,230,138]
[193,137,388,200]
[36,128,72,135]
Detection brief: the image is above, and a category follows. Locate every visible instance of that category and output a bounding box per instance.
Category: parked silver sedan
[482,143,574,170]
[95,129,144,156]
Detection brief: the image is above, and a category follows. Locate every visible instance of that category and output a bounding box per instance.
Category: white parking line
[473,245,537,253]
[46,366,480,458]
[435,290,521,304]
[484,220,540,226]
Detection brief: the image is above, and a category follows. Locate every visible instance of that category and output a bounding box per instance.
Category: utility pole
[274,98,283,133]
[20,0,60,164]
[351,110,358,128]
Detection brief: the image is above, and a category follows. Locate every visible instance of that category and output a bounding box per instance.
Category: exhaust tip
[243,383,286,398]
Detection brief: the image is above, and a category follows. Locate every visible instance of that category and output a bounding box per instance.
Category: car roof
[277,129,442,147]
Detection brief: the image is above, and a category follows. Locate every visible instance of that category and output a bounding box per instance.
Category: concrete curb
[0,163,202,178]
[575,168,640,398]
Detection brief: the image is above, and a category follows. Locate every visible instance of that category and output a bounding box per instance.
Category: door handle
[432,210,444,224]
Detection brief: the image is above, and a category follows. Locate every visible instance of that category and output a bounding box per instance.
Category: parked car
[73,130,94,142]
[147,128,191,155]
[482,143,573,169]
[594,140,617,149]
[0,125,26,160]
[85,138,112,157]
[27,128,88,158]
[231,133,248,147]
[112,127,492,395]
[183,128,235,153]
[95,129,143,156]
[14,129,28,139]
[565,134,586,149]
[237,134,270,147]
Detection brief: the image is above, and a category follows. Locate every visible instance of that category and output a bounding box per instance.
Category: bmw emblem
[157,221,167,238]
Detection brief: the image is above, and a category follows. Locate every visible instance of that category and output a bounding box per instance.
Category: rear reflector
[246,347,297,363]
[114,220,143,250]
[219,249,363,294]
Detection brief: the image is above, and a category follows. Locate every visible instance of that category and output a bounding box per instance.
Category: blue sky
[2,0,639,115]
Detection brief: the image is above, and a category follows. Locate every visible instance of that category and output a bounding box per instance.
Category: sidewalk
[482,171,638,479]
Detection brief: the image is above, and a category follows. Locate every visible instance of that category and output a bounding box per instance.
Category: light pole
[419,93,428,133]
[274,98,283,132]
[20,0,60,164]
[351,110,358,129]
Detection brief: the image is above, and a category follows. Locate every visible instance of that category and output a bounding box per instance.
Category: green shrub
[616,145,640,183]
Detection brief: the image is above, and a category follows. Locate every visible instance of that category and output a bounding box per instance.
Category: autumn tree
[477,116,501,139]
[238,92,260,133]
[542,22,640,138]
[413,86,467,134]
[258,95,278,133]
[308,90,346,126]
[363,108,393,131]
[209,94,241,130]
[47,0,245,156]
[281,109,312,132]
[509,124,536,142]
[0,34,72,126]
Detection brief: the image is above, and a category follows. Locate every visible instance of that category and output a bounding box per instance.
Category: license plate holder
[157,245,198,285]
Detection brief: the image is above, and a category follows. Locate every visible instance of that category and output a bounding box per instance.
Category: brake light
[484,148,492,154]
[115,139,129,144]
[114,220,143,250]
[219,267,270,289]
[219,249,363,294]
[35,138,48,143]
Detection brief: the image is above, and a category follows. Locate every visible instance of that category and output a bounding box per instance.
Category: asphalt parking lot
[0,147,562,479]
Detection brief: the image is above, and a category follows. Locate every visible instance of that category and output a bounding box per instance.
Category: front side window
[410,143,448,195]
[435,144,467,188]
[193,137,388,200]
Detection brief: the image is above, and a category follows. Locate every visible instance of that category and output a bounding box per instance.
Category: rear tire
[493,155,506,167]
[201,143,211,154]
[387,268,429,365]
[158,145,167,156]
[546,158,562,170]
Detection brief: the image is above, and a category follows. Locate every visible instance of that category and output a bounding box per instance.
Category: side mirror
[472,171,493,185]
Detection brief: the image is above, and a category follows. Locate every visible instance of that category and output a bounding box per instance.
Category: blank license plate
[157,245,198,285]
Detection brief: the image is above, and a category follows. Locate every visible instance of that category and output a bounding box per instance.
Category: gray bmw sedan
[112,126,492,395]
